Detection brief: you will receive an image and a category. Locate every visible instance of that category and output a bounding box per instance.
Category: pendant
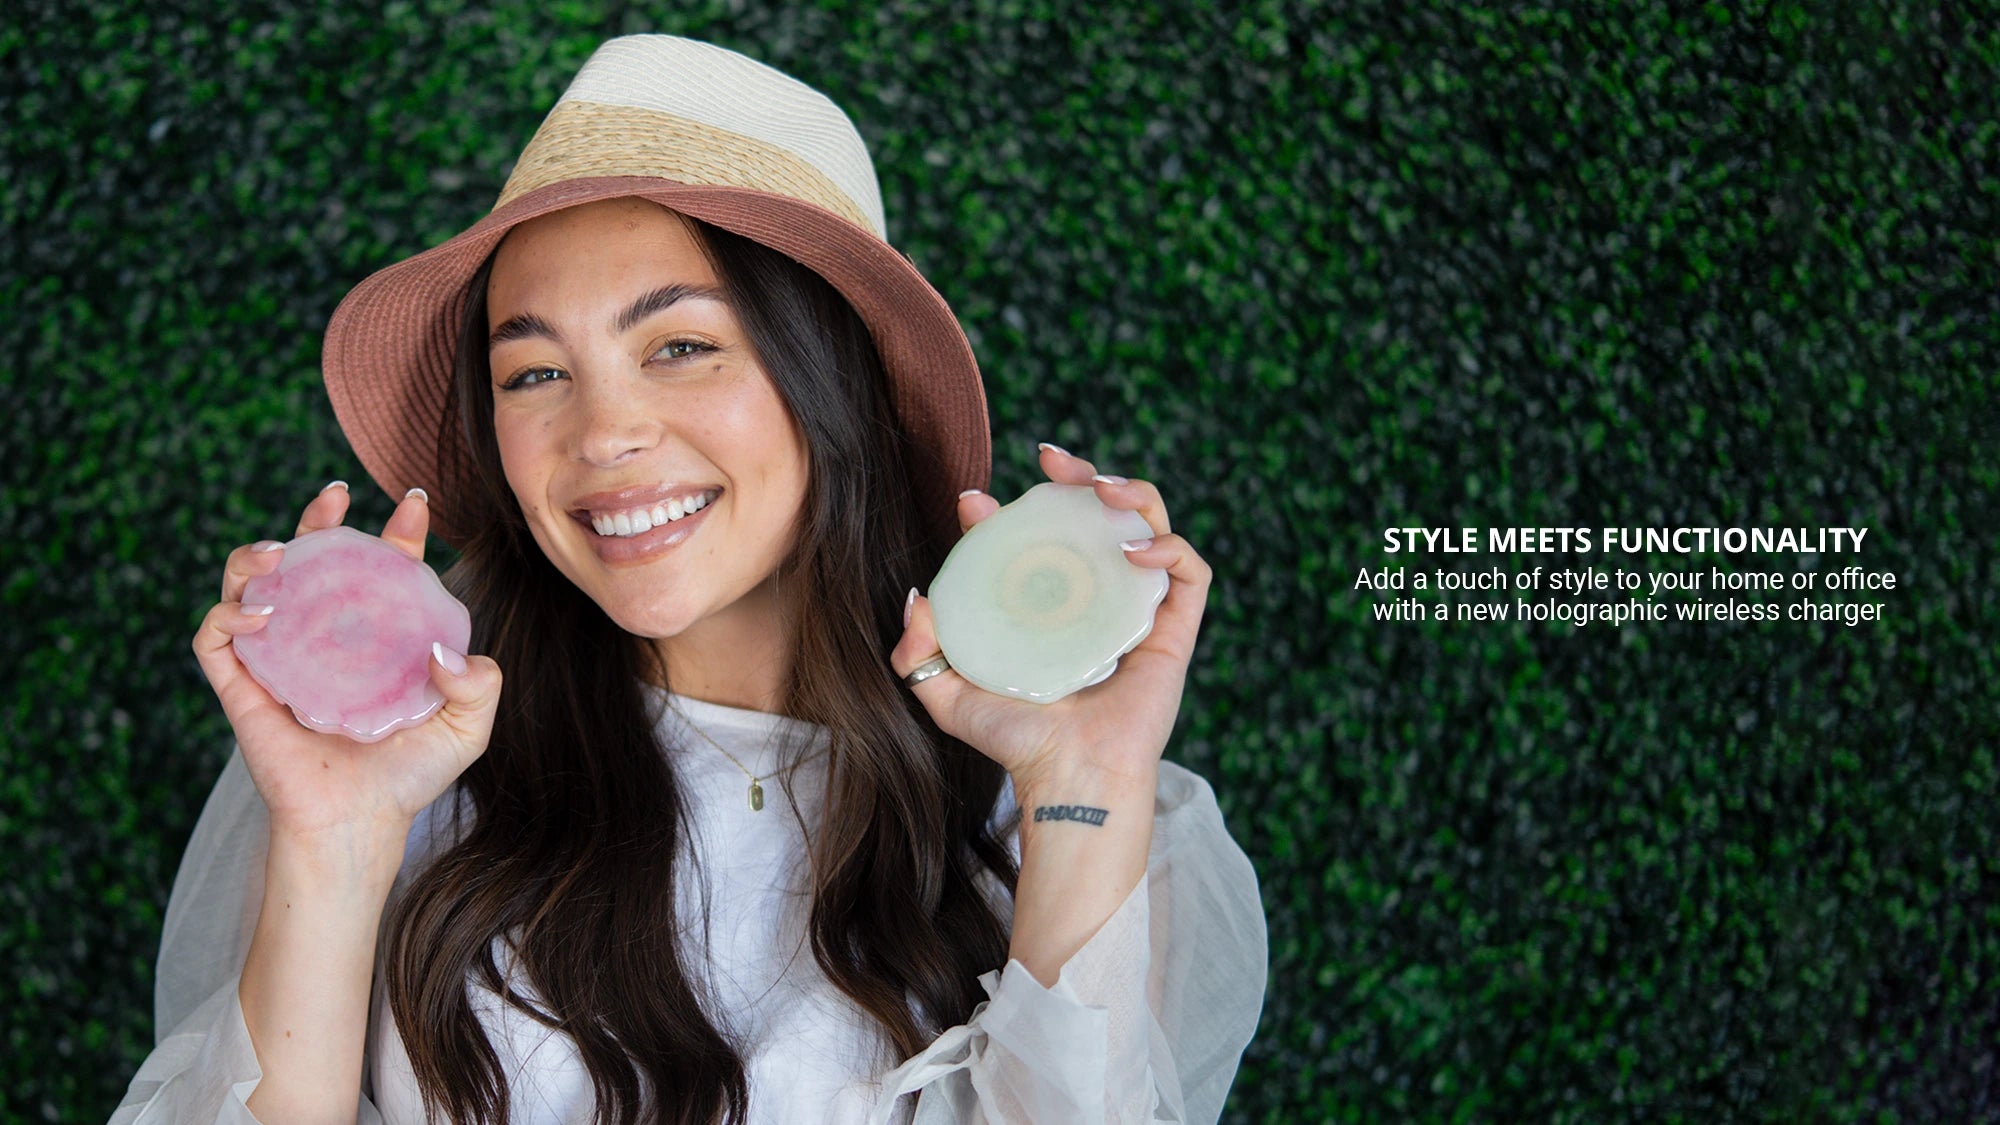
[749,779,764,812]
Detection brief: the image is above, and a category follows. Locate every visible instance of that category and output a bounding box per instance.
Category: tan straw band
[497,101,876,232]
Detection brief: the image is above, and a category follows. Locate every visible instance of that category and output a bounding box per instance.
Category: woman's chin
[602,602,705,642]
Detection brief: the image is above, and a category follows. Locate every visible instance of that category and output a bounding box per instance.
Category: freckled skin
[486,199,810,712]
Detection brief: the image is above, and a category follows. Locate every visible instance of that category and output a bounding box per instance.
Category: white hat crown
[497,35,888,238]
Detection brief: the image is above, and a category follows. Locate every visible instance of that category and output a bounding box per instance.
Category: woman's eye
[501,366,564,391]
[653,339,713,362]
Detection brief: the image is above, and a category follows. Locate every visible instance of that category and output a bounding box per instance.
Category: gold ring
[902,653,951,687]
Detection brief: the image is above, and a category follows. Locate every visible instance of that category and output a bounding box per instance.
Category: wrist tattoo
[1033,803,1109,826]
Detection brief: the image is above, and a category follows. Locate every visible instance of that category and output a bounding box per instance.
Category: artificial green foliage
[3,0,1995,1120]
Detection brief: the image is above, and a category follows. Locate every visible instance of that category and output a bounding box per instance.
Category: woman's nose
[571,376,662,468]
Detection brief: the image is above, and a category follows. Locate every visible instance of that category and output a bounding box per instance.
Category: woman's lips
[569,482,723,515]
[575,496,716,565]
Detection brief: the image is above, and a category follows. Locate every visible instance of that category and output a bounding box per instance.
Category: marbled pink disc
[232,525,472,743]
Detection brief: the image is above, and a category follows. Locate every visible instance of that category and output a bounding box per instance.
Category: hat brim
[322,175,990,551]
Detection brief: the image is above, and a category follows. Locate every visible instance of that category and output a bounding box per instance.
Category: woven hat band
[495,100,877,234]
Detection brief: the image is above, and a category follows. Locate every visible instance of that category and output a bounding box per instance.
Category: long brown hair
[381,206,1021,1125]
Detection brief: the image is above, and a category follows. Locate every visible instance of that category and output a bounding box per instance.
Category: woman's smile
[576,485,720,538]
[570,485,722,564]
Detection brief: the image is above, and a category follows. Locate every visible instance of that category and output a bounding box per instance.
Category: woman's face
[485,199,810,699]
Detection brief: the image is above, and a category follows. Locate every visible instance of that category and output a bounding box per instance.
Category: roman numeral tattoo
[1032,804,1109,826]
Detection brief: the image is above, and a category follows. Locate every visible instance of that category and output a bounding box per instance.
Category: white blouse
[110,687,1267,1124]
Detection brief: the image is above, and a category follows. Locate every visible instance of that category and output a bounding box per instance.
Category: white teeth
[589,489,719,538]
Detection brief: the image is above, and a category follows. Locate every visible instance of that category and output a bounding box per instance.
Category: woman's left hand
[890,442,1213,792]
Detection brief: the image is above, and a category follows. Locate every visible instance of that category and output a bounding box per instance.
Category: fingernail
[405,487,429,504]
[241,603,275,616]
[958,488,984,499]
[320,479,348,495]
[1092,474,1128,485]
[904,586,918,629]
[251,540,284,553]
[1037,441,1071,458]
[433,641,466,676]
[1119,538,1154,552]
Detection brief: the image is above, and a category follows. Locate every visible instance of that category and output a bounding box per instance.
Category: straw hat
[321,34,990,550]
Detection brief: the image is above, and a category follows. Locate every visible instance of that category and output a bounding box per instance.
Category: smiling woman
[479,200,813,713]
[117,32,1266,1125]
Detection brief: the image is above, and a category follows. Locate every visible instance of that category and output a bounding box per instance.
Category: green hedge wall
[4,1,1996,1121]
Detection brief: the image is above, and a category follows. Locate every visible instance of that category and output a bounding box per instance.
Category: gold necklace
[666,700,823,812]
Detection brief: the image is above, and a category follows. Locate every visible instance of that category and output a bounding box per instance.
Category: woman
[114,34,1265,1125]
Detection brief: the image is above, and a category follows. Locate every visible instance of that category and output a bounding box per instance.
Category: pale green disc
[928,482,1170,704]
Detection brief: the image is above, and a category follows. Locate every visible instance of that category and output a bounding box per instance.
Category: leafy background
[4,0,1996,1121]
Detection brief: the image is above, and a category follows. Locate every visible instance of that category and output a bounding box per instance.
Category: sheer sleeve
[108,744,392,1124]
[868,760,1268,1125]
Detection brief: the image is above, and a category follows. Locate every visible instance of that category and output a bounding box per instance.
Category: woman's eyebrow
[612,284,729,334]
[489,284,729,351]
[489,312,562,349]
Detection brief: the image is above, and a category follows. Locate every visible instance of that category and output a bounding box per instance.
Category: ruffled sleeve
[108,744,396,1124]
[868,760,1268,1125]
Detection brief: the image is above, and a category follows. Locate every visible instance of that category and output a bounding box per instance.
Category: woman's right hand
[191,481,504,842]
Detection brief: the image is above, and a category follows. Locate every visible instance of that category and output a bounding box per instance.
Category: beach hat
[321,34,990,550]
